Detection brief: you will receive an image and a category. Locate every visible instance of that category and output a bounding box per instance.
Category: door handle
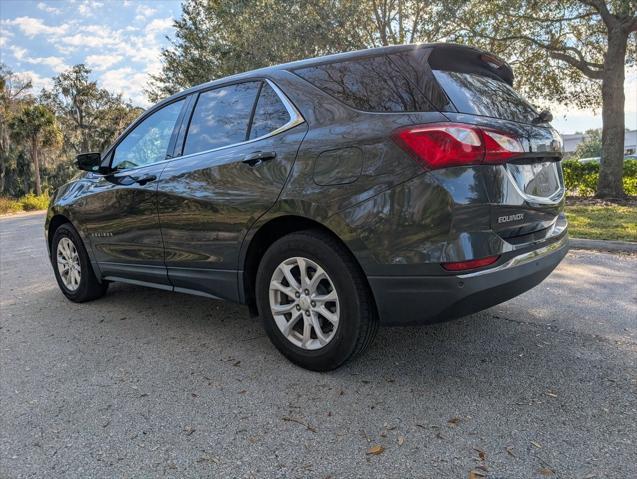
[242,151,277,167]
[132,174,157,186]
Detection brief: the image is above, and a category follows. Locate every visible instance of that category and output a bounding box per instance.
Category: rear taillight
[441,255,500,272]
[393,123,523,170]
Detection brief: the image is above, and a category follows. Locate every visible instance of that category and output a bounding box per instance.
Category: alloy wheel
[269,256,340,350]
[57,237,81,291]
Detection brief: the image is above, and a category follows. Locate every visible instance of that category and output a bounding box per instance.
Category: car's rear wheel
[52,224,108,302]
[256,230,378,371]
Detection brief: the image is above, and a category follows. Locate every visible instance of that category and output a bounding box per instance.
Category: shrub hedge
[562,159,637,196]
[0,194,50,215]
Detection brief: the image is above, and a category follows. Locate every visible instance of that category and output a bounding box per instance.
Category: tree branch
[550,52,604,79]
[579,0,616,28]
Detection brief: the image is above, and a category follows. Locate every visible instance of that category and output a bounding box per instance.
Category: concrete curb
[570,238,637,253]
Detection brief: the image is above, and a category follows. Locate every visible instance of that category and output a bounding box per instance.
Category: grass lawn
[565,199,637,242]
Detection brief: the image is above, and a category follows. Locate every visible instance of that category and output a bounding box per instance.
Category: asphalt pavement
[1,212,636,478]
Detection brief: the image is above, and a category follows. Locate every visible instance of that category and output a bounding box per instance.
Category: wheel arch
[47,214,72,252]
[240,214,374,317]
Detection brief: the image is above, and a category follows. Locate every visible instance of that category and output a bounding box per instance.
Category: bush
[562,159,637,196]
[0,194,50,215]
[0,197,23,215]
[20,193,50,211]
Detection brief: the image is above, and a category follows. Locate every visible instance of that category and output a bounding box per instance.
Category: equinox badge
[498,213,524,224]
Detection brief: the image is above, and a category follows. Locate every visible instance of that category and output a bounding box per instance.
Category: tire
[51,223,108,302]
[256,229,378,371]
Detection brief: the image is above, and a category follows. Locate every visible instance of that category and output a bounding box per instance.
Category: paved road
[1,212,636,479]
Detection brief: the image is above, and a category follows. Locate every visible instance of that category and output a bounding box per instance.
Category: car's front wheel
[51,223,108,302]
[256,230,378,371]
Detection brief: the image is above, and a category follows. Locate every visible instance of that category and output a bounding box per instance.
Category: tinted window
[111,99,184,170]
[249,83,290,139]
[184,82,260,155]
[433,70,538,124]
[294,53,435,112]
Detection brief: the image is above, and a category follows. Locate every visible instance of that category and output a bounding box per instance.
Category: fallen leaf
[473,448,486,461]
[238,390,247,394]
[183,425,195,436]
[448,417,462,426]
[397,436,405,446]
[531,441,542,449]
[539,467,555,476]
[233,361,241,367]
[546,391,558,398]
[366,445,384,455]
[468,470,486,478]
[505,446,516,457]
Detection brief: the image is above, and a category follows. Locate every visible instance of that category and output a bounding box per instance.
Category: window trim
[104,96,189,173]
[177,78,304,161]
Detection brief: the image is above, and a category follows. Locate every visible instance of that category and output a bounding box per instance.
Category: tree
[41,65,142,157]
[453,0,637,198]
[9,104,61,195]
[146,0,458,101]
[0,64,33,194]
[574,129,603,159]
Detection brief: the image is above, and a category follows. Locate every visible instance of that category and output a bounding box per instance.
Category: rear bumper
[368,233,569,326]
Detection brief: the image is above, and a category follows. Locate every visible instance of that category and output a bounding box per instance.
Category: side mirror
[76,152,103,173]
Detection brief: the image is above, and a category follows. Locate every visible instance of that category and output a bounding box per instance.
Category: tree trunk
[31,136,42,196]
[597,29,627,198]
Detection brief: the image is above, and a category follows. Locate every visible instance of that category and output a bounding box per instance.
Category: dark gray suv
[46,43,568,370]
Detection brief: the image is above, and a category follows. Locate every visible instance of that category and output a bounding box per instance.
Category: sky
[1,0,636,134]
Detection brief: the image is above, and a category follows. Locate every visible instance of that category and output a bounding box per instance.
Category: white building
[561,129,637,155]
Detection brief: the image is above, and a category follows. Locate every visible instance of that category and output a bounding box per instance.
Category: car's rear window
[433,70,538,124]
[293,52,444,113]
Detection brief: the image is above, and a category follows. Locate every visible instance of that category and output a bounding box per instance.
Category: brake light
[393,123,523,170]
[441,255,500,271]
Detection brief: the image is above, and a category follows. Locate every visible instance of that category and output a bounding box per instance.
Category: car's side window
[111,99,185,171]
[183,82,261,156]
[248,83,291,140]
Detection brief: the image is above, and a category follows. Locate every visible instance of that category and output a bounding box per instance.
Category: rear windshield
[433,70,538,124]
[293,52,446,113]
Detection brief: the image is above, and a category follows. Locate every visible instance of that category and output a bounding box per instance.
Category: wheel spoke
[308,267,326,291]
[281,262,301,290]
[271,301,297,314]
[317,306,338,325]
[297,257,310,288]
[312,289,336,304]
[282,311,302,336]
[310,312,328,346]
[270,280,297,299]
[301,317,312,347]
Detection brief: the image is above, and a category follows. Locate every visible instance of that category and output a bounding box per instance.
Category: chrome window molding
[177,78,305,162]
[98,78,305,174]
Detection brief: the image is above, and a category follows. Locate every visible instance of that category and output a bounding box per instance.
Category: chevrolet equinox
[46,43,568,371]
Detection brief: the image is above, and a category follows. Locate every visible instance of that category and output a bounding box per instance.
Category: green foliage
[19,193,49,210]
[563,159,637,196]
[1,63,141,198]
[0,196,22,214]
[574,129,602,160]
[0,193,49,214]
[147,0,458,101]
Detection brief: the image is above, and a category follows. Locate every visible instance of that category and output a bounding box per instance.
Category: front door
[77,97,186,286]
[156,80,307,300]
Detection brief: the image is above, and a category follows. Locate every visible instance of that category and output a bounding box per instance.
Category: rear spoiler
[427,44,514,86]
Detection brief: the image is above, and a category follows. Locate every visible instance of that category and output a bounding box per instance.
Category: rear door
[157,80,307,300]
